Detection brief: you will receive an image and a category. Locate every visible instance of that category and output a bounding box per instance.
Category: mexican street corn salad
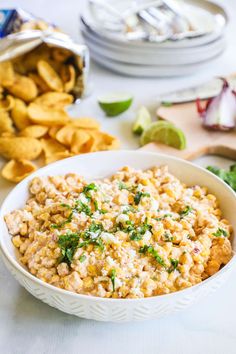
[5,166,233,298]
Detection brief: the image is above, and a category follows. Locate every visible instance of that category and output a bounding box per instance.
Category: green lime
[140,121,186,150]
[132,106,152,135]
[98,93,133,117]
[140,120,174,146]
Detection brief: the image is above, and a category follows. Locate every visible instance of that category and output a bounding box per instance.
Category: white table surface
[1,0,236,353]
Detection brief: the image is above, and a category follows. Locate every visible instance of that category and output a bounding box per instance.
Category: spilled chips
[0,44,120,183]
[2,160,37,183]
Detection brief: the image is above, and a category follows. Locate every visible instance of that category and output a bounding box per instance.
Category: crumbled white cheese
[116,214,129,224]
[101,232,119,244]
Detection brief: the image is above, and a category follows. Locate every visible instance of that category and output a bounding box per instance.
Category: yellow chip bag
[0,111,15,135]
[0,95,15,111]
[11,99,31,130]
[37,60,63,92]
[28,103,70,126]
[5,73,38,102]
[0,61,15,86]
[0,136,42,160]
[34,92,73,108]
[19,125,48,138]
[1,159,37,183]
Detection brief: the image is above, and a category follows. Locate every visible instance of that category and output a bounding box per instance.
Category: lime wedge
[140,120,174,146]
[140,121,186,150]
[132,106,152,135]
[98,93,133,117]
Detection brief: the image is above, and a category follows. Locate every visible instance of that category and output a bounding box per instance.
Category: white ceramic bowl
[0,151,236,322]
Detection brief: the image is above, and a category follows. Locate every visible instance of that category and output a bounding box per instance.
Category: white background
[0,1,236,353]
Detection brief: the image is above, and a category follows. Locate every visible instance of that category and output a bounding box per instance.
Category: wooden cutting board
[141,101,236,160]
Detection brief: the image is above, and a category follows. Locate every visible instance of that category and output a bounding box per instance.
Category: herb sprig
[179,206,193,219]
[212,227,228,237]
[139,245,166,268]
[110,269,116,292]
[58,232,80,265]
[207,164,236,192]
[134,191,150,205]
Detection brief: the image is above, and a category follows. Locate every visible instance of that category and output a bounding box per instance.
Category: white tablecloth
[0,1,236,353]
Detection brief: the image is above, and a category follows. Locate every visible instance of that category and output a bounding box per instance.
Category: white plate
[82,27,226,66]
[88,47,224,77]
[0,151,236,322]
[81,0,227,49]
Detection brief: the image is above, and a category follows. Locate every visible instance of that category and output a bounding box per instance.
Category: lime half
[140,121,186,150]
[98,93,133,117]
[132,106,152,135]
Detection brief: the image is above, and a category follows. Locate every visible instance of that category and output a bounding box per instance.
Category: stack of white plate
[80,0,228,77]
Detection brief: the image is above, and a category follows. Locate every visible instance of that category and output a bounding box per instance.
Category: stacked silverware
[80,0,228,77]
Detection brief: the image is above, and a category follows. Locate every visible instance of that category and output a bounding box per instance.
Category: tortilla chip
[11,99,31,130]
[55,125,77,146]
[34,92,73,108]
[0,136,42,160]
[60,64,76,92]
[28,103,70,125]
[28,73,51,93]
[45,151,73,165]
[0,95,15,111]
[0,111,15,135]
[0,61,14,86]
[51,48,72,62]
[19,125,48,138]
[5,73,38,102]
[48,125,62,139]
[70,130,93,154]
[70,117,100,130]
[22,45,51,72]
[41,138,68,157]
[89,131,120,152]
[37,60,63,92]
[1,159,37,182]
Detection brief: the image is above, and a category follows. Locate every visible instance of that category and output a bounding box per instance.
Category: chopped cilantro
[51,211,73,229]
[83,183,98,194]
[110,269,116,292]
[179,206,193,218]
[213,228,228,237]
[163,231,173,242]
[118,181,129,190]
[93,200,107,214]
[139,245,166,268]
[58,232,80,265]
[79,253,86,263]
[134,191,150,205]
[77,201,92,216]
[122,205,136,214]
[167,258,179,273]
[88,221,103,234]
[155,214,172,221]
[94,200,99,211]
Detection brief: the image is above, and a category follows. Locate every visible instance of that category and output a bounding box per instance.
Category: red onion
[196,79,236,131]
